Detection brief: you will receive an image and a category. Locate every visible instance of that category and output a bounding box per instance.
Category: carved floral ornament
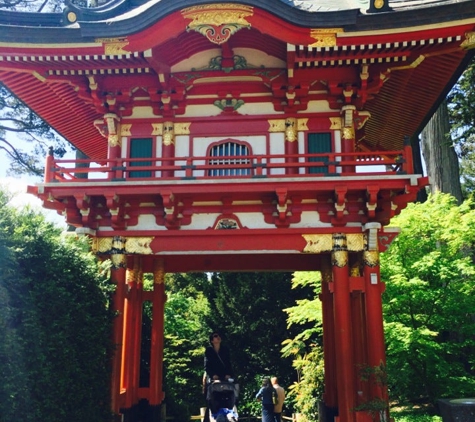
[309,28,343,48]
[92,236,154,255]
[151,122,191,144]
[461,31,475,49]
[181,4,253,45]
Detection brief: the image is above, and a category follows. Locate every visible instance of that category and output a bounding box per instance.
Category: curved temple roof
[0,0,475,159]
[1,0,475,41]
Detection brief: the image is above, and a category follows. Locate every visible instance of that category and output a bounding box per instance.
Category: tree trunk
[75,149,89,179]
[421,99,463,204]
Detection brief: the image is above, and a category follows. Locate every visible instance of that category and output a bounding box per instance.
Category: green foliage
[393,416,441,422]
[381,193,475,405]
[281,272,324,421]
[204,272,303,416]
[162,273,210,420]
[0,190,114,422]
[390,405,442,422]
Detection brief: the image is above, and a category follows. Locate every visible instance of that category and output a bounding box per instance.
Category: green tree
[448,57,475,197]
[204,272,303,416]
[421,100,463,203]
[281,271,324,422]
[0,84,69,177]
[0,188,114,422]
[381,193,475,405]
[163,273,210,420]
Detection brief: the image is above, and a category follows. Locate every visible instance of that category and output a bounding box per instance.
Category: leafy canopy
[0,187,114,422]
[381,193,475,405]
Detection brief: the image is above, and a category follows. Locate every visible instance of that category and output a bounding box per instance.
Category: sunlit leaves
[382,193,475,404]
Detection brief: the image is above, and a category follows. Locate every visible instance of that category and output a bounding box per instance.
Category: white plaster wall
[129,106,156,119]
[155,136,162,178]
[135,214,167,230]
[288,211,331,228]
[171,48,223,72]
[183,104,223,118]
[171,134,190,178]
[121,136,127,158]
[132,210,332,230]
[237,101,278,115]
[269,132,285,175]
[298,131,306,175]
[301,100,333,113]
[334,129,342,174]
[237,212,274,229]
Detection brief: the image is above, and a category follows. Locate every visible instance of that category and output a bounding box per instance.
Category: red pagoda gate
[1,0,474,421]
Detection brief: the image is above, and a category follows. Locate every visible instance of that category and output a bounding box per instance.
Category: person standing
[271,377,285,422]
[203,331,234,422]
[204,331,234,382]
[256,377,277,422]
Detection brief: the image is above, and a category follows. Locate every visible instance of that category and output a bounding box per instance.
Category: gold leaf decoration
[302,234,333,253]
[309,28,343,48]
[125,237,154,254]
[461,32,475,50]
[182,4,253,45]
[347,234,365,251]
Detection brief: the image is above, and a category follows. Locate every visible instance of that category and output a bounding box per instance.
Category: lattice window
[208,140,251,176]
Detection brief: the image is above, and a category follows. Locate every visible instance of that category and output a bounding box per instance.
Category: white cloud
[1,177,67,228]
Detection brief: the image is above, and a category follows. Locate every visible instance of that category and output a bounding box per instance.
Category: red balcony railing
[44,147,413,183]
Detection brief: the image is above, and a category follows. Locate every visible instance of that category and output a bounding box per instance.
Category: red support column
[284,117,299,175]
[150,259,167,407]
[109,237,127,417]
[131,267,144,406]
[122,257,143,411]
[108,143,122,181]
[332,233,356,422]
[363,247,389,418]
[123,271,136,410]
[320,255,338,413]
[351,289,368,408]
[161,121,176,178]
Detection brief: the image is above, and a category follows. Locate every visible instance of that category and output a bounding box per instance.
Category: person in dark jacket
[203,331,235,422]
[255,377,277,422]
[204,331,234,382]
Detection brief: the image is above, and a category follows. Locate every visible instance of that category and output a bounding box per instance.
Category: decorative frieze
[92,236,154,255]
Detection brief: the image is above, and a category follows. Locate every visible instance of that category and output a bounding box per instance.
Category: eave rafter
[294,33,465,68]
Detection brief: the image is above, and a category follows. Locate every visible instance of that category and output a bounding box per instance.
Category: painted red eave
[0,7,474,156]
[365,49,472,150]
[152,27,287,67]
[123,6,315,53]
[1,70,106,158]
